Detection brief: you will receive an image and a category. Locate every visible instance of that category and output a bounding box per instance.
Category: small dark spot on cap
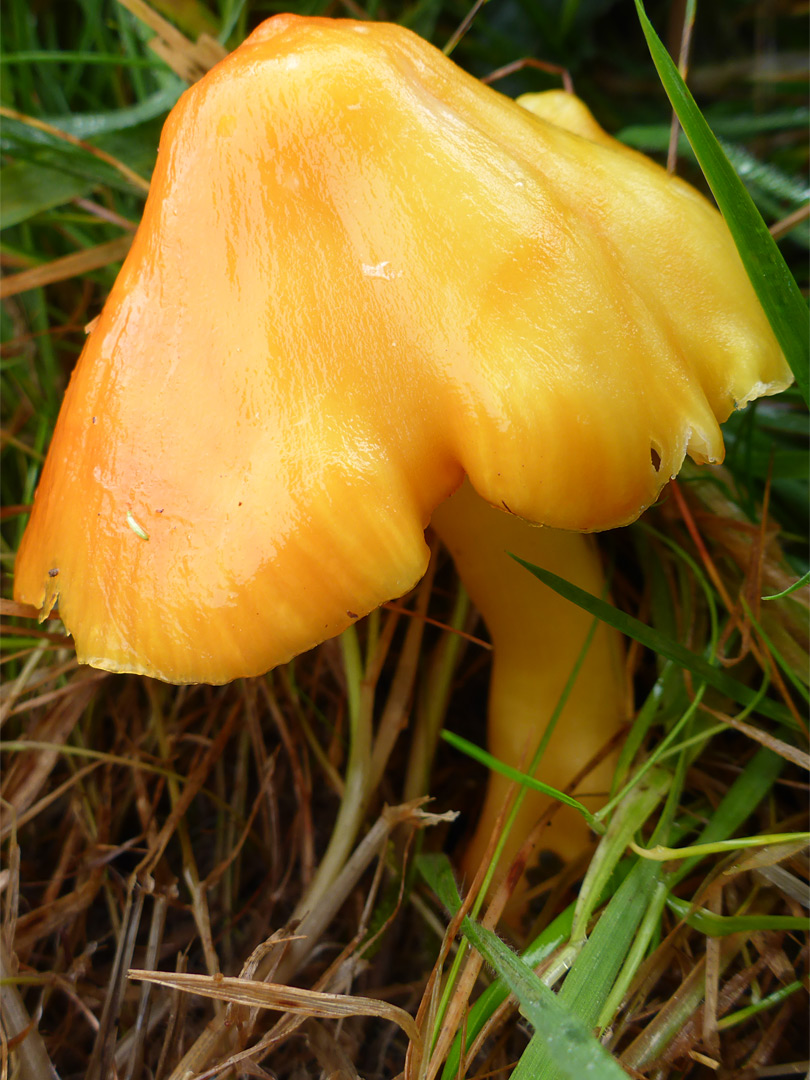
[48,568,59,578]
[501,500,512,513]
[91,416,97,424]
[650,446,662,472]
[156,508,164,514]
[238,501,243,506]
[347,611,359,619]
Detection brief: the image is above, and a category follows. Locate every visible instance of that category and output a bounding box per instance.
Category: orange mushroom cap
[14,14,790,684]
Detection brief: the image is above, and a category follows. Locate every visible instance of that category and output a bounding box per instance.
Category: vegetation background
[1,1,807,1078]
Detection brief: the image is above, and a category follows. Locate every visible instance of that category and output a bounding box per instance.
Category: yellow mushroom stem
[430,479,626,894]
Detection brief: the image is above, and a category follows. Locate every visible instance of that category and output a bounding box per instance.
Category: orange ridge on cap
[14,15,790,684]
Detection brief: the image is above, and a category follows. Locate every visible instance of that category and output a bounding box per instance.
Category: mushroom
[14,16,790,883]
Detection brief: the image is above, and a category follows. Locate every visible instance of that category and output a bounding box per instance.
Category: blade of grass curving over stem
[634,0,809,405]
[511,557,793,725]
[440,730,600,828]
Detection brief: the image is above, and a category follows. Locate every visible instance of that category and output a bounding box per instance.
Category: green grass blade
[1,161,95,228]
[632,832,810,861]
[416,851,463,916]
[666,896,809,937]
[1,121,160,228]
[762,570,810,601]
[669,746,785,886]
[1,51,165,68]
[717,981,805,1031]
[634,0,809,405]
[571,768,670,942]
[440,730,600,827]
[596,878,669,1030]
[441,915,576,1079]
[460,918,630,1080]
[417,853,636,1080]
[520,861,661,1080]
[511,556,793,726]
[417,852,664,1079]
[619,106,810,146]
[44,84,182,139]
